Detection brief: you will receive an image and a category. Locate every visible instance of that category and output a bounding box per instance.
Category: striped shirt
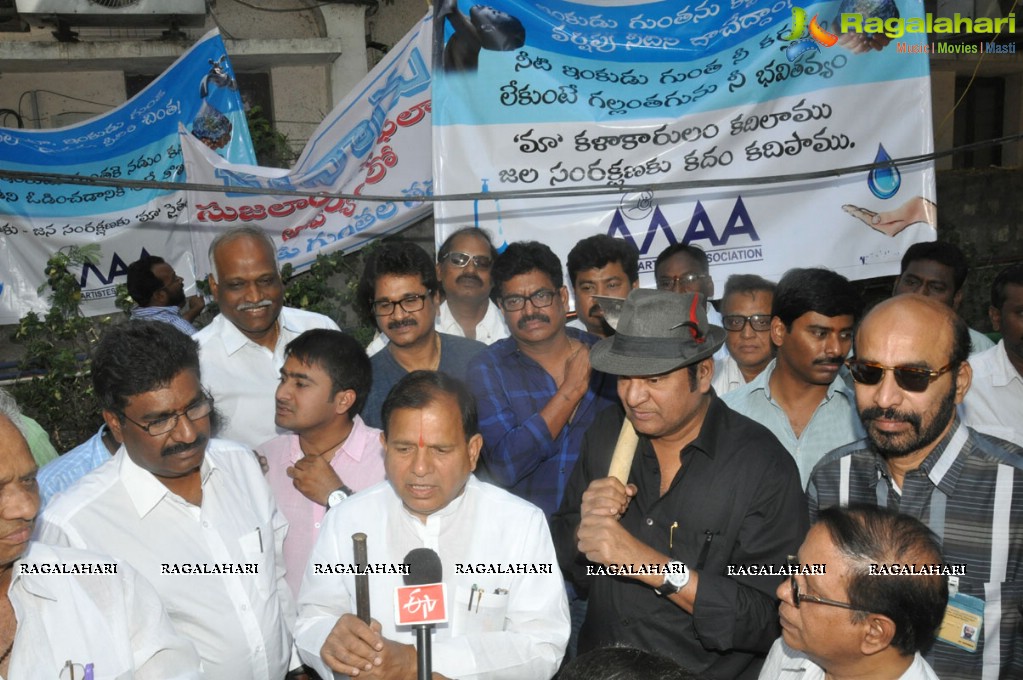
[129,305,197,336]
[807,420,1023,680]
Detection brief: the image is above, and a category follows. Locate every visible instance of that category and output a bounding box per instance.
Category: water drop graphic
[868,143,901,199]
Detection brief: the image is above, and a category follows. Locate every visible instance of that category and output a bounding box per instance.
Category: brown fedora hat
[590,289,725,376]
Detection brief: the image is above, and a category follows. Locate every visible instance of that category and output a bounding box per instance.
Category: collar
[684,395,728,460]
[872,418,969,497]
[339,415,372,462]
[293,416,372,464]
[10,544,64,602]
[992,340,1023,387]
[117,445,217,517]
[396,473,475,527]
[751,359,855,401]
[503,326,598,359]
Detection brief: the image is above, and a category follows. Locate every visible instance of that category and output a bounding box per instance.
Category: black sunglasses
[846,359,953,393]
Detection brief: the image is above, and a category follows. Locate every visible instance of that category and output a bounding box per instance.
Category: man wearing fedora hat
[552,289,807,679]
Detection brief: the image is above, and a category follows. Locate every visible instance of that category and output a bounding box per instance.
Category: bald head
[858,295,971,368]
[0,414,39,568]
[851,295,972,465]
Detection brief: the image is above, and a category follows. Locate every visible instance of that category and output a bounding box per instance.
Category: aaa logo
[781,7,838,61]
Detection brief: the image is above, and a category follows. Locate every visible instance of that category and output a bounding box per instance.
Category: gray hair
[0,388,30,440]
[207,226,280,282]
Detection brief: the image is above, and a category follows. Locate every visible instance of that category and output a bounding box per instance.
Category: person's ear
[559,286,569,308]
[467,433,483,472]
[989,305,1002,333]
[208,273,219,300]
[102,410,125,445]
[952,288,963,311]
[859,613,897,657]
[334,389,356,416]
[770,316,787,348]
[954,360,972,405]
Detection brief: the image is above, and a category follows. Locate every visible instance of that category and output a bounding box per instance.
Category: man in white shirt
[960,263,1023,446]
[712,274,776,396]
[295,370,569,680]
[366,228,508,355]
[194,226,339,447]
[760,505,945,680]
[0,408,201,680]
[38,321,296,680]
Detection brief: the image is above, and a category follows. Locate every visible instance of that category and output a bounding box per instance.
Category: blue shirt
[130,305,197,336]
[722,359,864,485]
[467,328,619,518]
[362,332,487,429]
[36,425,114,507]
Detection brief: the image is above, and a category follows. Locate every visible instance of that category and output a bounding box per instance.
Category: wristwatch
[326,485,355,509]
[655,561,690,596]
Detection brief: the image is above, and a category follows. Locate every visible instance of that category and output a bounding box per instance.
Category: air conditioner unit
[15,0,207,28]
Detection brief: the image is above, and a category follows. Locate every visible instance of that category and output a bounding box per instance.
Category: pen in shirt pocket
[257,527,263,552]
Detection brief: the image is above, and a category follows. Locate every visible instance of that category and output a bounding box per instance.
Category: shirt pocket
[237,526,272,598]
[450,585,510,637]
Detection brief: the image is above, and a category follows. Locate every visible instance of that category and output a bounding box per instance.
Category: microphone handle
[415,624,432,680]
[352,532,371,624]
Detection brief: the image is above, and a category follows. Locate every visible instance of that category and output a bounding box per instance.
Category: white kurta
[296,476,569,680]
[36,440,295,680]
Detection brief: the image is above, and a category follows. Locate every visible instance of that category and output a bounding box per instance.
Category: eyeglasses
[500,289,556,312]
[721,314,772,332]
[656,273,709,292]
[370,293,430,317]
[846,359,953,393]
[787,556,861,611]
[120,395,214,437]
[440,251,493,269]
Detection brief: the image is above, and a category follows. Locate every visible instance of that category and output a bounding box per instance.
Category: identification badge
[936,590,984,652]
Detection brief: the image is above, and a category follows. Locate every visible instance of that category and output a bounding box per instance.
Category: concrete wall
[934,168,1023,332]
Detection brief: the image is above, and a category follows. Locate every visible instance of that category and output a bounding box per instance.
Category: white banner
[0,30,254,324]
[433,0,936,289]
[182,13,435,281]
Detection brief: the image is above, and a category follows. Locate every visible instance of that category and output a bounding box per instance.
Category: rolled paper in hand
[607,419,639,486]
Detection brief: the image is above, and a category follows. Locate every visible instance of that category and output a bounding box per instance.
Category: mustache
[517,313,550,329]
[162,433,209,457]
[859,406,922,430]
[236,299,273,312]
[813,356,845,366]
[456,273,483,286]
[586,304,604,318]
[387,317,418,330]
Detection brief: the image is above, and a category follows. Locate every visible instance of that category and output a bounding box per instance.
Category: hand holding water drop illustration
[842,196,936,237]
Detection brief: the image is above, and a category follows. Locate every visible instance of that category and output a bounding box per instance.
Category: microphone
[400,548,446,680]
[352,533,370,624]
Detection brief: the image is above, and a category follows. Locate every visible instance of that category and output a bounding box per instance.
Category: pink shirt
[259,415,386,596]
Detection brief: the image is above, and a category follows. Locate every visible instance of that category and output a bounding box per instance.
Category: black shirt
[551,396,808,680]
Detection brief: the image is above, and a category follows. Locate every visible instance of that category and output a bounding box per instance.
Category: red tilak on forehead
[419,409,425,448]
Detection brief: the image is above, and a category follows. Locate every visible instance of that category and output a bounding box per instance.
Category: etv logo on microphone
[394,584,449,625]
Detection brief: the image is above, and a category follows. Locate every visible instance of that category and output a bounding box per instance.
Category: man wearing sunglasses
[762,505,946,679]
[38,321,300,680]
[357,242,487,429]
[712,274,777,396]
[723,268,864,484]
[807,295,1023,680]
